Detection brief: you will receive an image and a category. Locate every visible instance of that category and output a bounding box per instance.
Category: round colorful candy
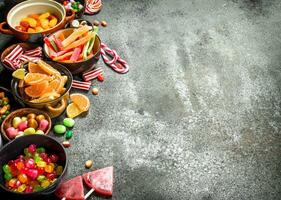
[63,118,75,128]
[53,124,66,135]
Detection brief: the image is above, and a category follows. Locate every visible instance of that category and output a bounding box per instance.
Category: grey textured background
[1,0,281,199]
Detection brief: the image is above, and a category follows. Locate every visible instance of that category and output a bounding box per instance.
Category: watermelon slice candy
[55,175,84,200]
[82,166,114,197]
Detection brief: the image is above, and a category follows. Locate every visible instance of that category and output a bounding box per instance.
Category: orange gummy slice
[28,62,48,75]
[70,93,90,112]
[24,81,48,98]
[37,60,60,75]
[66,103,83,118]
[24,73,49,85]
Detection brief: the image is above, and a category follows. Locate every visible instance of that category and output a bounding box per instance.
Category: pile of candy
[44,25,99,63]
[0,92,10,125]
[16,12,59,33]
[85,0,102,15]
[54,118,75,148]
[63,0,84,13]
[13,60,68,103]
[3,144,63,193]
[5,113,49,139]
[3,45,42,70]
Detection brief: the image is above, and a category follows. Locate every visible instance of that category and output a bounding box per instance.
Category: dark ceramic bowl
[43,28,101,75]
[0,43,42,72]
[0,134,68,198]
[1,108,52,142]
[11,61,73,118]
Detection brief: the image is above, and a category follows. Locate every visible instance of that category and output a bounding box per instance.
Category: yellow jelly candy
[39,12,50,20]
[56,166,63,175]
[40,18,49,29]
[37,161,46,168]
[12,68,25,79]
[41,180,50,188]
[27,28,36,33]
[22,17,37,27]
[49,18,58,28]
[35,26,44,32]
[17,184,26,192]
[44,165,54,173]
[8,178,17,187]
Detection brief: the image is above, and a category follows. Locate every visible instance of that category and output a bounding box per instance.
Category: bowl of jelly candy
[0,134,67,197]
[1,108,52,141]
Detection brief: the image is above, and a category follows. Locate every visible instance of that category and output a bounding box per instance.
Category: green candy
[37,175,46,182]
[34,185,43,192]
[65,130,73,140]
[4,173,12,180]
[34,153,42,163]
[54,124,66,135]
[63,118,75,128]
[3,164,10,174]
[36,147,45,153]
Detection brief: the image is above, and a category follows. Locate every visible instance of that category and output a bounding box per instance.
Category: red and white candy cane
[82,67,103,82]
[72,80,91,91]
[100,43,129,74]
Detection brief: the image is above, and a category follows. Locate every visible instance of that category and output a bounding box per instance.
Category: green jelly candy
[34,154,42,163]
[3,164,10,174]
[54,124,66,135]
[65,130,73,140]
[4,173,12,180]
[36,147,45,153]
[37,175,46,182]
[34,185,43,191]
[63,118,75,128]
[24,127,36,135]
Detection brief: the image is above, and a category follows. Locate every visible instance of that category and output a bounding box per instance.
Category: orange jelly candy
[24,81,48,98]
[18,174,28,184]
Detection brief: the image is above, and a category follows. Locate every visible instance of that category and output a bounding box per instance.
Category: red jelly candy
[15,180,21,188]
[49,154,58,163]
[25,186,33,193]
[20,21,29,28]
[46,173,56,180]
[37,167,45,175]
[21,167,29,174]
[25,158,35,169]
[28,144,36,153]
[97,74,104,82]
[40,153,48,161]
[27,169,38,180]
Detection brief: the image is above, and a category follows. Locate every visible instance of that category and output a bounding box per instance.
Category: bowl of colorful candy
[1,108,52,141]
[0,87,21,126]
[43,25,101,75]
[11,60,73,118]
[0,43,43,72]
[0,134,67,197]
[0,0,75,42]
[59,0,85,18]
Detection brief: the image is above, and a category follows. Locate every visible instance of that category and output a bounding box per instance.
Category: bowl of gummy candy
[1,108,52,141]
[0,134,67,197]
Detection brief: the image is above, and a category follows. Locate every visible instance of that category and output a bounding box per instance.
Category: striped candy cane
[100,43,129,74]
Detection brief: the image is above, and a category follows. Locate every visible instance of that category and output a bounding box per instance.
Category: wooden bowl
[0,43,42,72]
[43,28,101,75]
[0,108,52,141]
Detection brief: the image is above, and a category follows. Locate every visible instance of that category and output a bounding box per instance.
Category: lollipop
[82,166,113,197]
[55,175,84,200]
